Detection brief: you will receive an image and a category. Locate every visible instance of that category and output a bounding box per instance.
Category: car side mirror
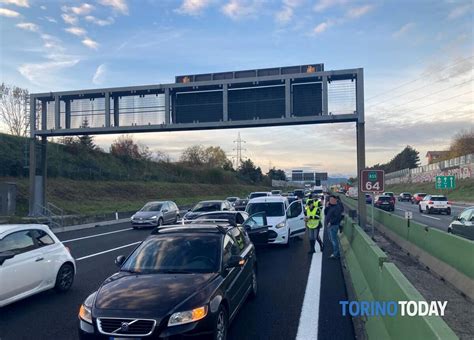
[226,255,244,269]
[115,255,126,267]
[162,209,168,213]
[0,251,15,266]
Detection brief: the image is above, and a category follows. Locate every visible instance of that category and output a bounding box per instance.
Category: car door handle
[35,257,44,262]
[299,217,304,220]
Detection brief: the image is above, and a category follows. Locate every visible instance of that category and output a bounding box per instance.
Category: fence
[385,154,473,184]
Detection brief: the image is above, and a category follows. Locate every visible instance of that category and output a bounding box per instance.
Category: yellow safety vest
[306,205,321,229]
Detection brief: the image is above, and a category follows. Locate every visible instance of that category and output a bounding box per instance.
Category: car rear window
[431,196,447,201]
[378,196,391,202]
[246,202,285,217]
[193,202,221,212]
[249,193,268,199]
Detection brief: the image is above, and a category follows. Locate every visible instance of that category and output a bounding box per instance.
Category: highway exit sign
[435,175,456,189]
[360,169,385,193]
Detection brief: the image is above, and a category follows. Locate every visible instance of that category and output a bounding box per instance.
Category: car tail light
[448,201,452,205]
[428,201,433,204]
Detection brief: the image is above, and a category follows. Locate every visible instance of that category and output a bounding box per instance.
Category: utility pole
[233,132,246,169]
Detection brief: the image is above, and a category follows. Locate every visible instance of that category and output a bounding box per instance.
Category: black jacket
[324,201,344,226]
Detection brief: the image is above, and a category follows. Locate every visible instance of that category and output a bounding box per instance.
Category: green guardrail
[339,195,474,280]
[340,217,458,340]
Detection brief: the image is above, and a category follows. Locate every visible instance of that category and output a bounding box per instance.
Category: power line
[368,77,473,111]
[233,132,246,169]
[366,55,474,102]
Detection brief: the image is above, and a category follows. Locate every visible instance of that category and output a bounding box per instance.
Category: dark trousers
[307,227,323,251]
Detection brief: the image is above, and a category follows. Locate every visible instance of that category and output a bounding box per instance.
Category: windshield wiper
[121,269,141,274]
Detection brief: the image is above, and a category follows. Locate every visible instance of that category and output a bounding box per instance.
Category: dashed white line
[75,242,141,261]
[296,228,324,340]
[62,228,133,243]
[421,215,441,221]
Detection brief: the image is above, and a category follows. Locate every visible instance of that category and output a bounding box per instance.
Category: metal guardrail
[34,203,64,229]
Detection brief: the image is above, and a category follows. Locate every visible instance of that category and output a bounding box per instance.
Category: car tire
[157,218,164,227]
[174,214,180,224]
[54,263,74,292]
[284,231,291,248]
[419,205,422,213]
[428,207,433,214]
[249,267,258,299]
[447,208,451,216]
[213,306,228,340]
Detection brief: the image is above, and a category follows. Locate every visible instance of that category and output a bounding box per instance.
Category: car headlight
[78,292,96,324]
[168,306,208,327]
[276,222,286,229]
[150,215,158,220]
[131,215,135,220]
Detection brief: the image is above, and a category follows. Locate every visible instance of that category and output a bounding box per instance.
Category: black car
[293,189,305,200]
[233,199,249,211]
[374,195,395,211]
[184,200,234,221]
[398,192,412,202]
[78,224,261,340]
[192,211,249,227]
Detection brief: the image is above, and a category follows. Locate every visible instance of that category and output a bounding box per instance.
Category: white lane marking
[396,208,407,212]
[75,242,141,261]
[296,227,324,340]
[421,215,441,221]
[62,228,133,243]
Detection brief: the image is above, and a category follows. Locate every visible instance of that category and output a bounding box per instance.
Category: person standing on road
[325,195,344,259]
[305,199,323,253]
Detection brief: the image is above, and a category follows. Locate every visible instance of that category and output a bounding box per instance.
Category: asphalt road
[389,201,465,232]
[0,220,354,340]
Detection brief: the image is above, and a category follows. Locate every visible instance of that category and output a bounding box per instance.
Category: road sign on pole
[360,169,385,193]
[435,175,456,189]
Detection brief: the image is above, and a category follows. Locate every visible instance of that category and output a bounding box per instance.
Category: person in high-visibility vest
[305,199,323,253]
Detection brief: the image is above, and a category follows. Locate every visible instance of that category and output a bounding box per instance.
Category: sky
[0,0,473,177]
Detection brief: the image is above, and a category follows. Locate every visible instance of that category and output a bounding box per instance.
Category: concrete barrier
[340,218,458,340]
[339,195,474,299]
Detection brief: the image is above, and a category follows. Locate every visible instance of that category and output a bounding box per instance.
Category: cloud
[313,21,330,35]
[275,5,293,24]
[392,22,415,38]
[85,15,114,26]
[19,59,80,85]
[313,0,346,12]
[45,16,57,23]
[40,5,46,10]
[92,64,107,84]
[176,0,212,15]
[0,7,21,17]
[221,0,263,20]
[65,26,87,36]
[70,3,94,15]
[61,13,78,25]
[16,22,38,31]
[99,0,128,15]
[82,37,99,49]
[447,3,471,20]
[346,5,373,18]
[0,0,29,7]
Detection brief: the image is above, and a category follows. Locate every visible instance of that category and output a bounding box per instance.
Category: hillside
[0,133,251,185]
[386,178,474,203]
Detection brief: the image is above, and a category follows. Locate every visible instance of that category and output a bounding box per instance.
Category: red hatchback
[411,193,427,205]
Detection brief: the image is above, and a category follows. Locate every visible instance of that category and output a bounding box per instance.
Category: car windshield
[249,193,268,199]
[140,203,163,212]
[226,197,238,202]
[431,196,448,201]
[247,202,285,217]
[122,235,221,274]
[192,202,221,212]
[418,193,427,197]
[236,199,247,204]
[384,192,394,196]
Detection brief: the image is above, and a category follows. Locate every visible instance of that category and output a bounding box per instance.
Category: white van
[245,196,305,246]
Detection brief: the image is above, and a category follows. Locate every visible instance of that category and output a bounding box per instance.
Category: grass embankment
[3,177,270,216]
[386,178,474,203]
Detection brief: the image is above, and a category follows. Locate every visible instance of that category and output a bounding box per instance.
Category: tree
[370,146,420,172]
[78,117,96,150]
[152,150,171,163]
[267,167,286,181]
[110,135,150,160]
[180,145,206,166]
[238,158,263,183]
[0,83,29,136]
[447,129,474,159]
[180,145,232,168]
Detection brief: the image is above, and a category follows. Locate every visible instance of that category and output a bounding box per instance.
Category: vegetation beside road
[3,177,271,216]
[385,178,474,203]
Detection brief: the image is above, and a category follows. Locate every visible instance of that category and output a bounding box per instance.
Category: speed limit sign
[360,169,385,193]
